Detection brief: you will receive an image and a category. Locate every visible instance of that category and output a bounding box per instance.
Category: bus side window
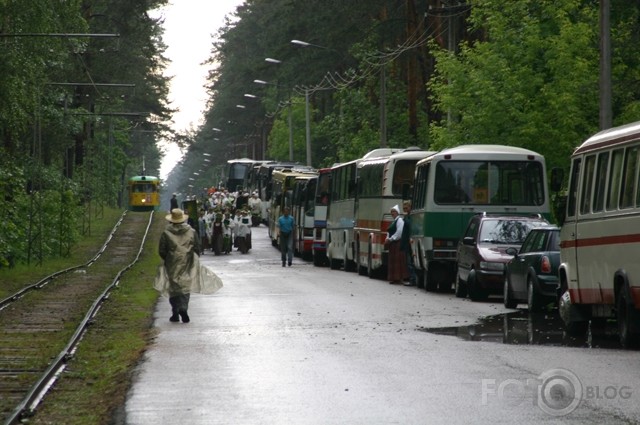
[579,155,596,215]
[606,149,624,210]
[593,152,609,212]
[620,146,639,209]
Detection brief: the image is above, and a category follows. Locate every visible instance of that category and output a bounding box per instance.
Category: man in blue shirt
[277,206,295,267]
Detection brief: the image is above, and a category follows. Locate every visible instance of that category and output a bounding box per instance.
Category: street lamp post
[304,87,311,166]
[290,39,340,166]
[254,77,294,162]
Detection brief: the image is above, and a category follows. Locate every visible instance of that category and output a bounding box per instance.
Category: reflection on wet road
[420,310,625,349]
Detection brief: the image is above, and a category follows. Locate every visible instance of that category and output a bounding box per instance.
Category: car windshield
[479,219,546,244]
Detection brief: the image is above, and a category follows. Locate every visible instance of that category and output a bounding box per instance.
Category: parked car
[455,213,549,301]
[503,226,560,311]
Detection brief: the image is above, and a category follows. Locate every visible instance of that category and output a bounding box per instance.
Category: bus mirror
[550,168,564,192]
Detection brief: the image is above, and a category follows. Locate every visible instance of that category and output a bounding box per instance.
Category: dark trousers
[169,293,190,315]
[280,232,293,264]
[405,250,417,284]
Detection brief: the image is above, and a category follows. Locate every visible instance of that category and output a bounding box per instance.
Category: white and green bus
[410,145,552,292]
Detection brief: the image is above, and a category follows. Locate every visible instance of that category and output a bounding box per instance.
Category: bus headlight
[480,261,504,271]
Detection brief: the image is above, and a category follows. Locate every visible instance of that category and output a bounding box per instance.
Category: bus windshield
[434,160,544,206]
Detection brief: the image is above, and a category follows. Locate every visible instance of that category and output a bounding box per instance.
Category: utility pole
[599,0,612,130]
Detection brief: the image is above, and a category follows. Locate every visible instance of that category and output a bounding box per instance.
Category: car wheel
[527,277,543,312]
[454,272,467,298]
[503,274,517,309]
[467,270,487,301]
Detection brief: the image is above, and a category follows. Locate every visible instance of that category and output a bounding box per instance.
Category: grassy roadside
[0,208,127,298]
[4,209,166,425]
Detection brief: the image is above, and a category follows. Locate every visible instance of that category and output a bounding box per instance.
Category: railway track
[0,211,154,425]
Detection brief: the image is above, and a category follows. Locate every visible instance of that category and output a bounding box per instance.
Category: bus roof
[416,144,543,166]
[574,120,640,155]
[227,158,256,164]
[128,175,159,182]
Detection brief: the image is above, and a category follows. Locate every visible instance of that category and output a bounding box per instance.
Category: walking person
[197,209,208,254]
[159,208,201,323]
[170,193,179,210]
[277,206,295,267]
[384,204,409,284]
[401,200,417,286]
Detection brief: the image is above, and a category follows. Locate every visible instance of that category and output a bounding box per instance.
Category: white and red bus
[291,174,318,260]
[326,148,402,271]
[268,168,317,246]
[353,148,436,278]
[558,120,640,347]
[311,167,331,266]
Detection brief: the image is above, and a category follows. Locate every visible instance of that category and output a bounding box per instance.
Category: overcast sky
[153,0,244,178]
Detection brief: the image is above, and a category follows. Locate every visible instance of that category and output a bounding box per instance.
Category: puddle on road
[419,310,624,349]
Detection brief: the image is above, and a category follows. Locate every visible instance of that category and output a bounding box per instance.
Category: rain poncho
[158,222,200,297]
[156,222,223,297]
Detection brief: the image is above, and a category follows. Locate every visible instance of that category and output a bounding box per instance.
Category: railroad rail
[0,211,154,425]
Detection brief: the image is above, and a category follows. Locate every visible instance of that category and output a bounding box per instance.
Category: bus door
[561,157,582,302]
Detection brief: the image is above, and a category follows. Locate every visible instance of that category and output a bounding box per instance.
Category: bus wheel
[558,288,589,335]
[424,266,438,292]
[367,249,378,279]
[357,242,367,276]
[416,270,425,289]
[329,252,340,270]
[344,245,356,272]
[617,286,640,348]
[313,251,325,267]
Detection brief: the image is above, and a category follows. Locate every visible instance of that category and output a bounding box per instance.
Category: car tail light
[541,256,551,273]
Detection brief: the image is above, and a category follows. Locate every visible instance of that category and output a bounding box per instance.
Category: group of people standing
[385,200,417,286]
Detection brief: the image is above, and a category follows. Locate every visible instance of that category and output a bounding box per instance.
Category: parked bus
[291,174,317,260]
[326,148,402,271]
[268,168,317,246]
[252,161,313,224]
[557,120,640,348]
[226,158,257,192]
[354,148,436,278]
[312,167,332,266]
[410,145,551,292]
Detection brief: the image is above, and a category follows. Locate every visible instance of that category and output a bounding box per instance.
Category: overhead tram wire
[294,6,469,96]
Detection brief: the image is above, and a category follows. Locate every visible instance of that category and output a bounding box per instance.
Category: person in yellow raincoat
[159,208,201,323]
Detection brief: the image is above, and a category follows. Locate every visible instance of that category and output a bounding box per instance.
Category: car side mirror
[462,236,475,246]
[505,247,518,256]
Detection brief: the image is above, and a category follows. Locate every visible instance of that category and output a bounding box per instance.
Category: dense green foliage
[0,0,171,267]
[168,0,640,198]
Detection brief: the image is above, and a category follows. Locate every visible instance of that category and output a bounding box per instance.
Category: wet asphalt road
[124,226,640,424]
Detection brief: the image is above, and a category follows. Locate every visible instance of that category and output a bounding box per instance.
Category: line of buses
[230,119,640,347]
